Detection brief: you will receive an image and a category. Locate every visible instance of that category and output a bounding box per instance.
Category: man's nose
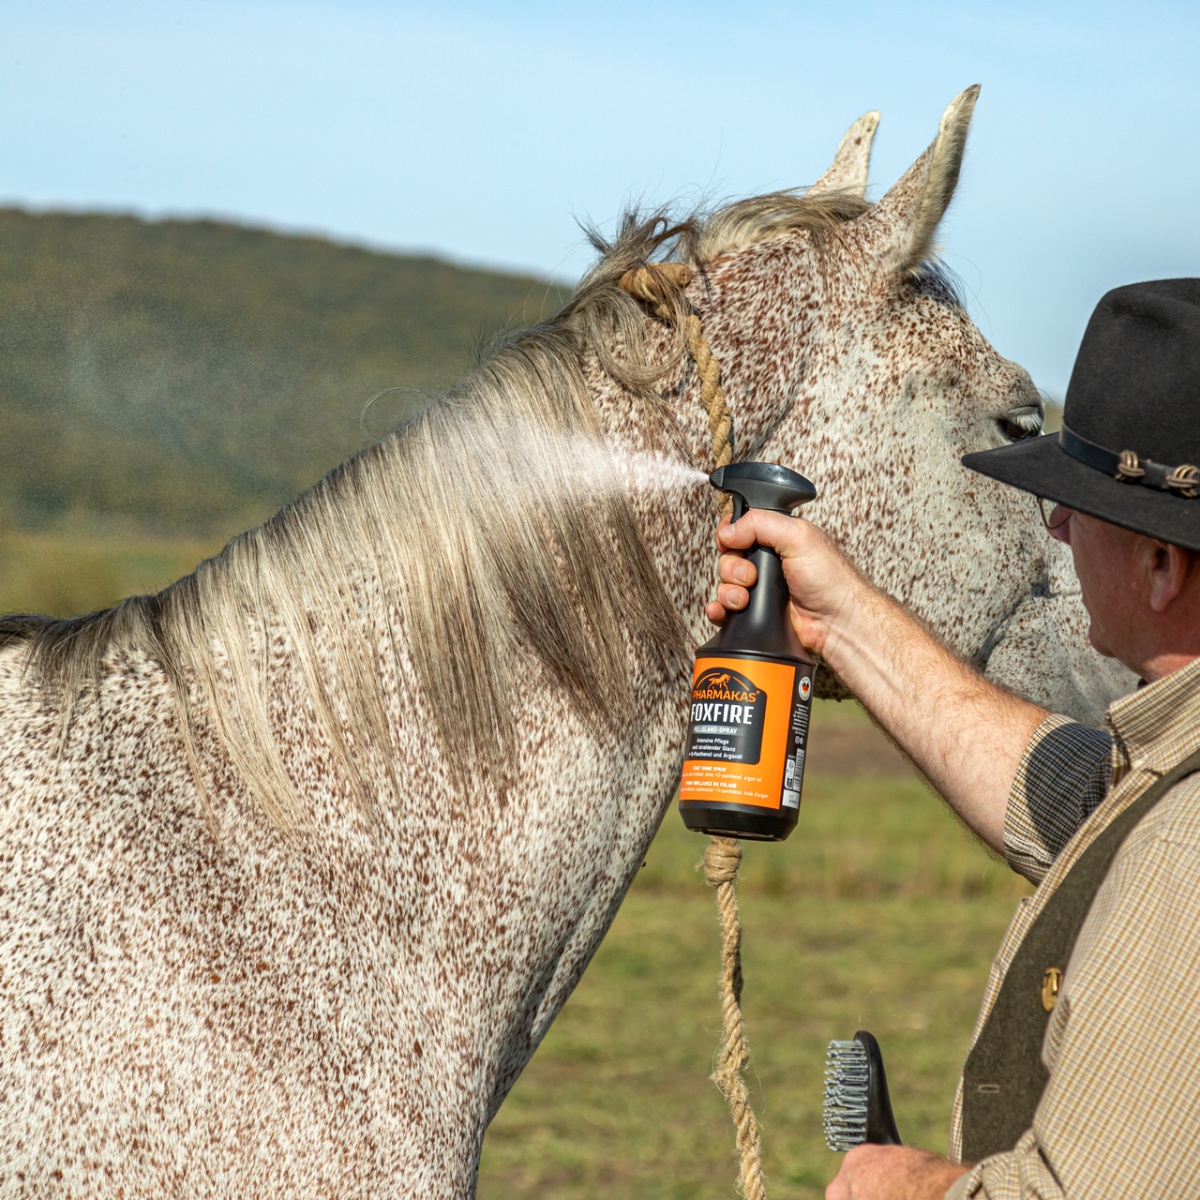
[1048,505,1074,543]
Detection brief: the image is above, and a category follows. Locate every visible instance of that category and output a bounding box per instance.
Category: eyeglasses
[1037,497,1073,531]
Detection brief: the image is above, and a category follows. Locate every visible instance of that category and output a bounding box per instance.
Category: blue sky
[2,0,1198,400]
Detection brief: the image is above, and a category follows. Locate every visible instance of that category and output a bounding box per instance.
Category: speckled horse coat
[0,89,1130,1197]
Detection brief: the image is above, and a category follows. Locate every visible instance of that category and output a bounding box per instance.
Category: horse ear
[860,85,980,275]
[808,110,880,199]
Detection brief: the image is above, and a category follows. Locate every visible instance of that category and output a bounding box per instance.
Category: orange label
[680,656,805,810]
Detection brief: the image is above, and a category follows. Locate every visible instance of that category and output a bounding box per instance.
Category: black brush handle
[856,1030,903,1145]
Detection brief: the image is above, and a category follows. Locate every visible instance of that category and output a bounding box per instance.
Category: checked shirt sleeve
[1003,715,1112,886]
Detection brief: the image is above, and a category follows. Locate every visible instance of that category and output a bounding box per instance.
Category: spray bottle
[679,462,818,842]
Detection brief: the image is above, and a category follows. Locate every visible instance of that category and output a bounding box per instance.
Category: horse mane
[0,189,870,828]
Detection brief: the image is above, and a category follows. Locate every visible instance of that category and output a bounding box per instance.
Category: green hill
[0,209,570,536]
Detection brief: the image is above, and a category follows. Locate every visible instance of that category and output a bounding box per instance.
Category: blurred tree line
[0,208,569,537]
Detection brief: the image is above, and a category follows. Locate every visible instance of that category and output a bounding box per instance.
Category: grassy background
[478,716,1030,1200]
[0,525,227,615]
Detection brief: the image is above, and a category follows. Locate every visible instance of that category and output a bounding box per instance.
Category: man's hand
[706,511,868,663]
[827,1144,970,1200]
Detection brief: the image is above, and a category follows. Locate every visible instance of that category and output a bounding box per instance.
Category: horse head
[614,87,1131,723]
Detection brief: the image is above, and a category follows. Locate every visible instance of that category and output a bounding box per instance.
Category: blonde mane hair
[0,190,869,827]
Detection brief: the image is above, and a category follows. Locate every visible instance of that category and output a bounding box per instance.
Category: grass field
[0,525,228,616]
[478,720,1030,1200]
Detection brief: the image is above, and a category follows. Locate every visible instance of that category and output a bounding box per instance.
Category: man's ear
[1147,541,1193,613]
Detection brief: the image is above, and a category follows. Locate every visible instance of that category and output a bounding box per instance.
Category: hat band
[1059,425,1200,498]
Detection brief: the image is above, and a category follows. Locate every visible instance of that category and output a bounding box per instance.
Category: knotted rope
[1115,450,1200,497]
[620,261,766,1200]
[1115,450,1146,482]
[1167,464,1200,498]
[618,263,734,504]
[703,837,768,1200]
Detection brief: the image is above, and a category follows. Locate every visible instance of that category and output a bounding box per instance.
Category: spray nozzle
[709,462,817,521]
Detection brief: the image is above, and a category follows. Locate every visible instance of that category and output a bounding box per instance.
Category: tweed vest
[960,745,1200,1161]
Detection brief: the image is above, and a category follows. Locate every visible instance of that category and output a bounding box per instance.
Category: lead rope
[620,262,767,1200]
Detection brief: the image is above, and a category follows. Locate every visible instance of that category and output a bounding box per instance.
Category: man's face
[1048,506,1148,667]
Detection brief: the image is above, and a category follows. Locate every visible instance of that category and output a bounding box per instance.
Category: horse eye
[999,414,1043,442]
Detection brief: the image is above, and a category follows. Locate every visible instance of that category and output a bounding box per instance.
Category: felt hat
[963,279,1200,552]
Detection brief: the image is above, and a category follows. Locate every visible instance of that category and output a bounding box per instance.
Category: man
[708,279,1200,1198]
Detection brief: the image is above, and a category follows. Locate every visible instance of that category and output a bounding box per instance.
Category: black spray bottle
[679,462,818,842]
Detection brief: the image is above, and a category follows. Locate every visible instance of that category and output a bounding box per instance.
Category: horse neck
[693,243,822,465]
[580,334,729,652]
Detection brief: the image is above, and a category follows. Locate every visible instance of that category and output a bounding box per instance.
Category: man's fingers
[716,583,750,612]
[718,554,756,587]
[716,516,757,549]
[826,1144,971,1200]
[718,508,816,559]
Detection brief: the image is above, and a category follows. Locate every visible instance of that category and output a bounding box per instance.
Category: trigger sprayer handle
[710,462,817,521]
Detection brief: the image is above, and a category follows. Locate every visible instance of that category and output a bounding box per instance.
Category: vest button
[1041,966,1063,1012]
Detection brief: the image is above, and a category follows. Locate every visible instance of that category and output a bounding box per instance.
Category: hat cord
[1060,426,1200,499]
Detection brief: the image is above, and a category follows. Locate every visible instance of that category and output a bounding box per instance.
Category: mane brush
[823,1030,903,1151]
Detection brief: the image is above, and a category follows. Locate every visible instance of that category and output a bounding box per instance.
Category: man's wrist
[826,1144,971,1200]
[818,580,921,696]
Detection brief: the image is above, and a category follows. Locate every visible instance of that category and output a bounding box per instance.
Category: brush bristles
[823,1039,869,1152]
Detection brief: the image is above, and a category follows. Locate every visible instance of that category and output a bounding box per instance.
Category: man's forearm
[826,1144,971,1200]
[820,582,1048,853]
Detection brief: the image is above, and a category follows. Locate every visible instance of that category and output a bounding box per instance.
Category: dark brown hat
[963,279,1200,551]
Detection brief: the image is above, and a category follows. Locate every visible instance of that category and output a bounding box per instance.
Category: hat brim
[963,435,1200,553]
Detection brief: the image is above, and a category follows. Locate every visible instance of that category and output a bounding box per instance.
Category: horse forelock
[4,188,873,828]
[682,189,870,265]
